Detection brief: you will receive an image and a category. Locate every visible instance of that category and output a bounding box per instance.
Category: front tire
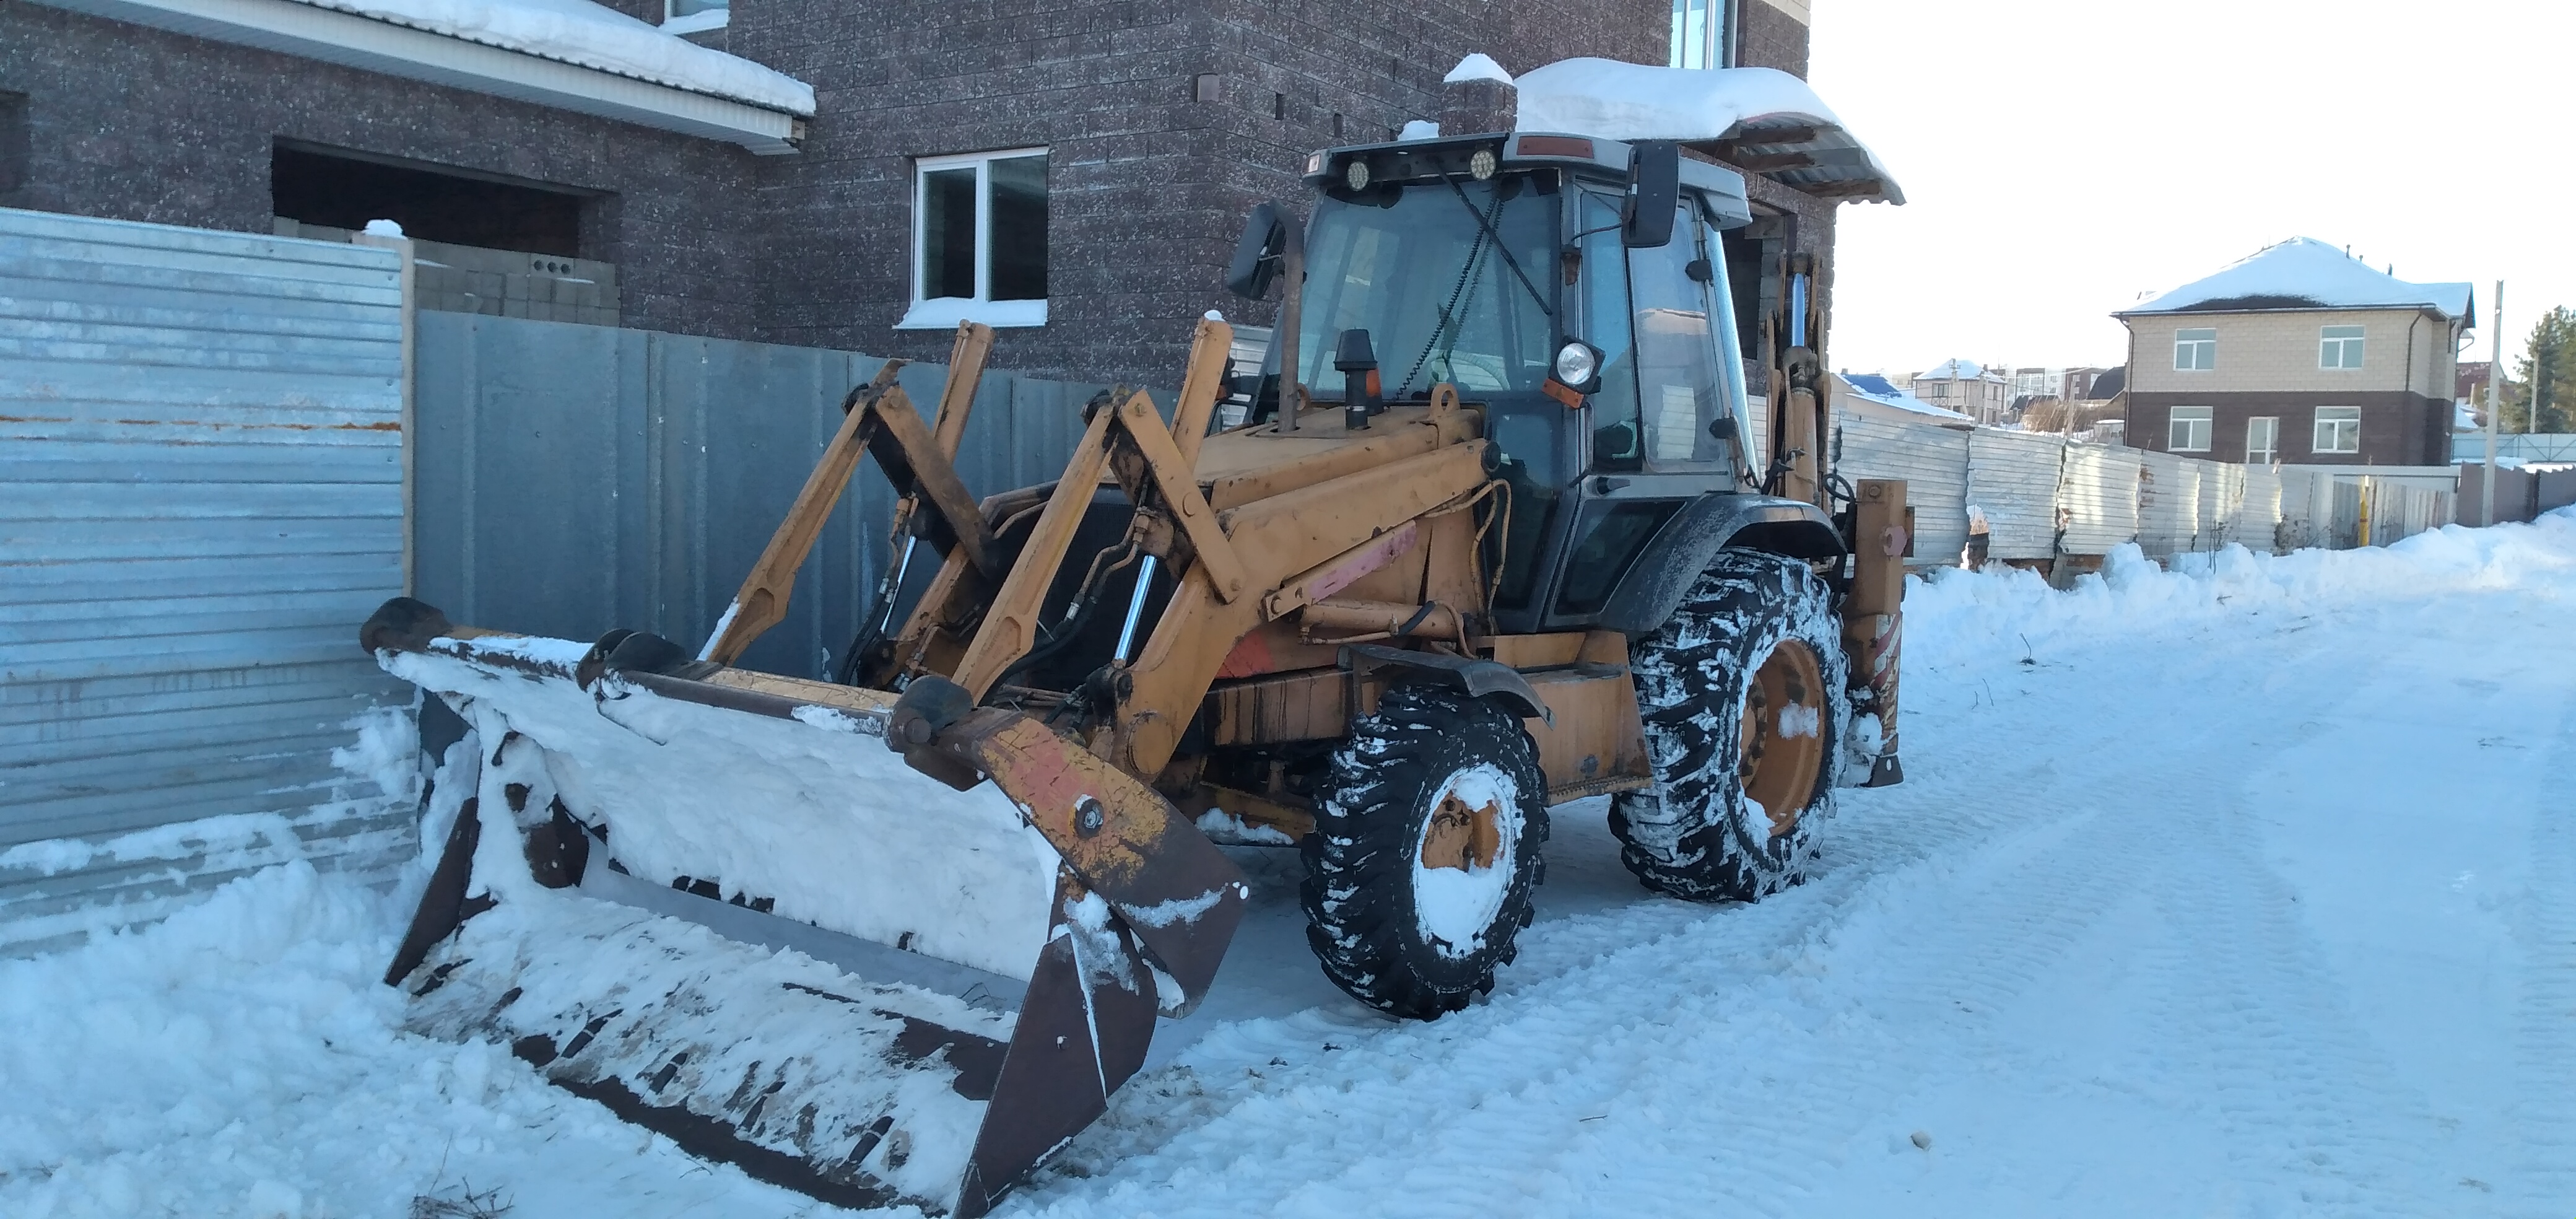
[1300,684,1549,1019]
[1611,548,1849,902]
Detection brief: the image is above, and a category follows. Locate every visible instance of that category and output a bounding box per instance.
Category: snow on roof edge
[286,0,816,115]
[1510,59,1901,204]
[2122,237,2471,321]
[1445,53,1513,85]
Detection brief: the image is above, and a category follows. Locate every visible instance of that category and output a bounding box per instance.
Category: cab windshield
[1293,174,1557,398]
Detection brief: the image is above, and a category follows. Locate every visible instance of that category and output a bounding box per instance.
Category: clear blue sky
[1809,0,2570,378]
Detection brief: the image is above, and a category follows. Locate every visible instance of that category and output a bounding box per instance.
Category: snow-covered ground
[8,513,2574,1218]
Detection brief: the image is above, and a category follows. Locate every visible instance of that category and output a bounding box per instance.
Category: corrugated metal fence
[413,313,1129,681]
[1834,413,2465,567]
[0,208,416,951]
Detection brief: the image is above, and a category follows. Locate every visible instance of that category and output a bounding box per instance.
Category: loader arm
[701,323,996,667]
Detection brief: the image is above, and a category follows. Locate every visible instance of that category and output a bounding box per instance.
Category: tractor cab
[1221,131,1834,636]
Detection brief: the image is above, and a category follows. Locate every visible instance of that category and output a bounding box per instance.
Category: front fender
[1596,494,1843,635]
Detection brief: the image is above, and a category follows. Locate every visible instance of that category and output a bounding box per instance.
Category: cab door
[1547,190,1749,627]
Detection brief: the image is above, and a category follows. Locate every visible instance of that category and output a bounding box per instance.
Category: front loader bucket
[363,598,1247,1217]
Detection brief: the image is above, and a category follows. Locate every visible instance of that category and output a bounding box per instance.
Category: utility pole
[2482,281,2503,526]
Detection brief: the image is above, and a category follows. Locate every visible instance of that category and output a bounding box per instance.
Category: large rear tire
[1300,684,1549,1019]
[1610,548,1848,902]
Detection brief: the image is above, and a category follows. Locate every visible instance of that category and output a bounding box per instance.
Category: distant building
[1832,372,1970,427]
[1910,358,2012,424]
[2060,366,2111,401]
[2117,238,2471,466]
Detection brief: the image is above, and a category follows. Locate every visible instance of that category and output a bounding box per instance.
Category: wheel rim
[1739,639,1827,838]
[1411,762,1521,958]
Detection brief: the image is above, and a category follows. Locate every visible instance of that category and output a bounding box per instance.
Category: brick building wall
[2,0,1834,385]
[0,4,770,341]
[730,0,1669,383]
[2126,307,2459,398]
[1739,0,1812,77]
[2122,305,2462,466]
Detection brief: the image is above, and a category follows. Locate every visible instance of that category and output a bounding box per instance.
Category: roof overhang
[30,0,806,154]
[1512,61,1904,206]
[1681,120,1903,206]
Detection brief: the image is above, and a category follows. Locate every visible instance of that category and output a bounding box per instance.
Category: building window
[2312,406,2361,454]
[663,0,726,33]
[2168,405,2212,452]
[903,149,1048,330]
[2319,324,2365,370]
[2174,327,2216,371]
[2246,416,2278,464]
[1668,0,1732,69]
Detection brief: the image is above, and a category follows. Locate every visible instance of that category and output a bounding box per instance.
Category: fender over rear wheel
[1611,548,1849,902]
[1300,684,1549,1020]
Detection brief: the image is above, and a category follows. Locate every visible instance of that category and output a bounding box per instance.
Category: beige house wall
[2127,307,2461,399]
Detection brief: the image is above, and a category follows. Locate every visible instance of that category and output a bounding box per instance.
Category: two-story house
[1911,358,2011,424]
[2,0,1888,387]
[2117,238,2472,466]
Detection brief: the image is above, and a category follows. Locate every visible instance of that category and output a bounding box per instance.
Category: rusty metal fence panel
[0,207,416,951]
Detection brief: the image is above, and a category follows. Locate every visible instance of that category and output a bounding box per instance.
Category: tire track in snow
[2512,706,2576,1213]
[2131,766,2448,1215]
[1019,639,2289,1218]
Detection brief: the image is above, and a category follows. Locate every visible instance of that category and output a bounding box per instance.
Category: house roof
[1510,59,1904,205]
[1838,373,1971,421]
[288,0,814,114]
[1915,359,1987,381]
[2120,238,2474,321]
[2086,365,2126,401]
[33,0,812,151]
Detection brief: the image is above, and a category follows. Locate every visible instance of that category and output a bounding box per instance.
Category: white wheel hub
[1411,762,1523,958]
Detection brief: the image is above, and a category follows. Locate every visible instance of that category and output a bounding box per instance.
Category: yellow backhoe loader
[364,130,1908,1216]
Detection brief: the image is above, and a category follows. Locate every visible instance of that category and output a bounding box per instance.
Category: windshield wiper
[1442,175,1553,320]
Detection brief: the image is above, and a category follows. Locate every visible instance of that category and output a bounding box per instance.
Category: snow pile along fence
[0,207,420,953]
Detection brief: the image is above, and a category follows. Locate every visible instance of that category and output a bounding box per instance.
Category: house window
[1668,0,1730,68]
[2174,327,2216,371]
[2319,324,2365,370]
[663,0,726,33]
[903,149,1048,330]
[2168,405,2212,452]
[2246,416,2278,464]
[2312,406,2361,454]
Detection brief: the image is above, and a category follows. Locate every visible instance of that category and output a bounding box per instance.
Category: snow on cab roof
[1508,58,1902,205]
[287,0,816,115]
[2121,238,2473,321]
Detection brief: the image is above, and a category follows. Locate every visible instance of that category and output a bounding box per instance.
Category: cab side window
[1627,197,1730,470]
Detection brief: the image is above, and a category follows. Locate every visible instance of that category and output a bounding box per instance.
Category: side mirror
[1225,202,1286,299]
[1621,141,1679,248]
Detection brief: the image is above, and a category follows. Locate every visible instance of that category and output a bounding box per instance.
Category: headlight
[1469,147,1498,181]
[1344,158,1371,191]
[1552,340,1599,387]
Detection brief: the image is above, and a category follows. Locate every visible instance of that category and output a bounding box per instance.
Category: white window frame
[2168,405,2213,452]
[901,147,1050,330]
[2319,324,2365,370]
[2246,416,2278,464]
[2174,327,2217,371]
[2312,406,2361,454]
[661,0,727,34]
